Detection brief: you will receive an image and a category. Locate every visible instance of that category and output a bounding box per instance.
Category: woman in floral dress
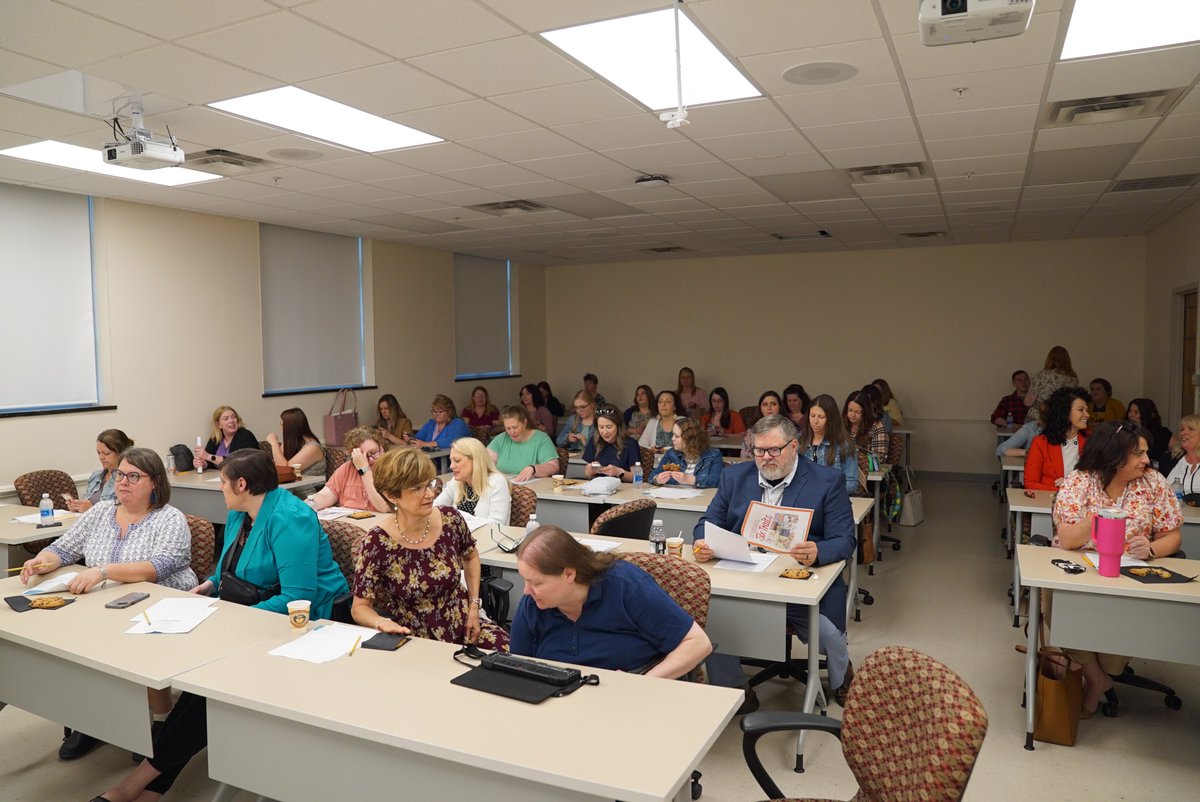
[351,447,508,649]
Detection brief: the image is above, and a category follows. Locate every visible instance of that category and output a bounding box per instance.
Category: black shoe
[59,730,101,760]
[737,687,760,715]
[132,720,164,762]
[834,662,855,707]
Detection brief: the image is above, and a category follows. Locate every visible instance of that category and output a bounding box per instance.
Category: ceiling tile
[0,47,65,86]
[926,132,1032,161]
[87,45,279,107]
[1049,42,1200,101]
[300,62,473,117]
[178,13,388,84]
[934,153,1029,178]
[0,96,100,138]
[390,100,540,141]
[1134,136,1200,162]
[696,129,814,161]
[919,105,1039,141]
[738,39,899,98]
[689,0,882,56]
[376,142,500,172]
[1026,143,1138,184]
[302,155,430,183]
[1151,112,1200,141]
[295,0,519,59]
[679,98,795,139]
[554,114,682,150]
[803,117,918,151]
[908,65,1049,115]
[491,80,642,127]
[776,83,910,128]
[463,128,587,162]
[444,162,547,187]
[367,172,476,196]
[408,36,588,96]
[822,142,925,169]
[0,1,156,67]
[516,152,628,180]
[729,151,830,176]
[57,0,277,40]
[478,0,667,31]
[855,178,938,198]
[937,171,1025,192]
[602,139,719,171]
[1120,156,1200,180]
[1034,118,1158,152]
[753,170,855,203]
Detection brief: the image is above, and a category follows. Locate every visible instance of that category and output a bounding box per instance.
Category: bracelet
[99,564,108,590]
[469,598,482,607]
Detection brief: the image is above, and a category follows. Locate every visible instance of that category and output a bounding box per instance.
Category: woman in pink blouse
[676,367,708,421]
[1052,420,1183,716]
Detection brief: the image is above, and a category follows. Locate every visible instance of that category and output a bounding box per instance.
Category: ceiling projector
[920,0,1036,46]
[102,137,184,169]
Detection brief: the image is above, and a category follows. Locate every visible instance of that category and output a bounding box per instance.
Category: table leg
[1012,511,1023,627]
[1024,585,1039,750]
[794,603,822,773]
[872,480,882,568]
[845,553,858,626]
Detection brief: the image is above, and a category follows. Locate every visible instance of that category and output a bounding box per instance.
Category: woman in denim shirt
[67,428,134,512]
[800,394,858,494]
[649,418,724,488]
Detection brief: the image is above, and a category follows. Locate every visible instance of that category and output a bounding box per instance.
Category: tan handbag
[1033,635,1082,746]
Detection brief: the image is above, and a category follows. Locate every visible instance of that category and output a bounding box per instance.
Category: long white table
[1017,545,1200,750]
[0,504,78,571]
[174,634,741,802]
[168,470,324,523]
[1006,488,1055,626]
[0,571,282,754]
[477,525,843,768]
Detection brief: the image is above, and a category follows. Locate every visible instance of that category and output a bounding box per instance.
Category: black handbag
[217,521,279,606]
[169,444,194,473]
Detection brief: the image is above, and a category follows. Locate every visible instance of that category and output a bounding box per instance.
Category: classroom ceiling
[2,0,1199,265]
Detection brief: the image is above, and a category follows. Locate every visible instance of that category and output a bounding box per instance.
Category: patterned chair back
[840,646,988,801]
[854,451,870,496]
[185,514,216,578]
[638,447,656,476]
[14,469,76,510]
[617,552,710,630]
[508,483,537,528]
[257,440,273,457]
[887,433,904,468]
[739,406,762,430]
[590,498,657,539]
[322,519,367,586]
[469,425,492,444]
[555,446,569,476]
[324,446,349,479]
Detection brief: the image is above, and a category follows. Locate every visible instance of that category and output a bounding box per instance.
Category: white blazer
[434,471,512,526]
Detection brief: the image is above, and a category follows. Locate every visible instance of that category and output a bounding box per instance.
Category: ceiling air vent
[899,231,946,240]
[1110,174,1199,192]
[183,149,282,176]
[845,162,925,184]
[643,246,692,254]
[771,231,832,241]
[1043,89,1184,128]
[466,200,548,216]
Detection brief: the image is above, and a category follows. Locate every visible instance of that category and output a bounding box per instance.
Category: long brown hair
[674,417,710,462]
[517,525,615,585]
[280,408,320,461]
[1043,345,1075,376]
[591,406,630,458]
[800,394,855,466]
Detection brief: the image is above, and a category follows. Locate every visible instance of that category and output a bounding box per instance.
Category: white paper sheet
[1084,552,1148,568]
[702,521,757,563]
[269,623,375,664]
[22,572,80,595]
[644,487,702,499]
[316,506,358,521]
[574,537,621,553]
[130,597,216,622]
[458,511,495,532]
[205,477,222,483]
[510,476,539,485]
[710,554,778,573]
[126,606,218,634]
[12,510,76,524]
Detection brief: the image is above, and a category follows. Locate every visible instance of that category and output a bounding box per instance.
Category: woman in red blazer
[1024,386,1090,490]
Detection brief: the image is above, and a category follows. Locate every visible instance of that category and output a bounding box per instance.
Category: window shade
[0,184,97,412]
[454,254,513,379]
[260,224,364,393]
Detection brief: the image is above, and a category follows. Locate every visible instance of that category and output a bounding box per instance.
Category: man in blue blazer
[693,415,856,712]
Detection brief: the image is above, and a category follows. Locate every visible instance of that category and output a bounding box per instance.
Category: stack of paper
[316,506,359,521]
[644,487,702,500]
[12,510,76,525]
[269,623,375,664]
[574,537,621,553]
[22,572,82,595]
[711,554,779,573]
[126,597,218,634]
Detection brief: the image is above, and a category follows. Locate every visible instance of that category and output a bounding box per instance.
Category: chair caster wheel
[891,542,901,551]
[1167,695,1182,710]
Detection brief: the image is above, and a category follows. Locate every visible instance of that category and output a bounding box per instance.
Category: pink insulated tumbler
[1092,508,1127,578]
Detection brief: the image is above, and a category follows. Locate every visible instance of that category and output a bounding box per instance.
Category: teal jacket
[208,487,347,620]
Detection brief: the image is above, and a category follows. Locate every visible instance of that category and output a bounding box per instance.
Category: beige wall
[1144,199,1200,424]
[543,238,1148,475]
[0,199,545,493]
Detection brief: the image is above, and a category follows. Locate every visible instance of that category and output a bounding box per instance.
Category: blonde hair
[209,405,243,443]
[371,447,436,501]
[1173,414,1200,458]
[571,390,595,433]
[449,437,498,506]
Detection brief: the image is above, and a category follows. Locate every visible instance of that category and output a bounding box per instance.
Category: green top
[488,430,558,475]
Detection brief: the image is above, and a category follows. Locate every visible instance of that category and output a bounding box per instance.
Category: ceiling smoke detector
[635,174,671,187]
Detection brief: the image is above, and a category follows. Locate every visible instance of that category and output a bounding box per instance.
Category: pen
[348,635,362,657]
[143,611,152,625]
[7,563,54,572]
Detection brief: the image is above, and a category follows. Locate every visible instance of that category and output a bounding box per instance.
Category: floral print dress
[1052,470,1183,549]
[352,506,509,649]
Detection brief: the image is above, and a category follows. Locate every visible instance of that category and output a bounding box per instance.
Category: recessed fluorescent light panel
[209,86,442,153]
[0,141,220,186]
[1062,0,1200,59]
[542,9,760,111]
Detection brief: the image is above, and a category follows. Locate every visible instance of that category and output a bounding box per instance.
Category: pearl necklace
[394,512,431,546]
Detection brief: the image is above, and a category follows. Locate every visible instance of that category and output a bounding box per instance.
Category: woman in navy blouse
[582,406,641,482]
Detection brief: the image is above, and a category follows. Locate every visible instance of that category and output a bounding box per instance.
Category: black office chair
[1029,534,1184,715]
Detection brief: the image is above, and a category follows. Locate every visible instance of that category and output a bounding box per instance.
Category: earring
[150,489,158,505]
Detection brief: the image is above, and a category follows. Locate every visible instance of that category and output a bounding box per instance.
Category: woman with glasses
[265,407,326,476]
[89,449,347,802]
[1053,420,1182,716]
[193,405,258,471]
[434,437,511,526]
[702,387,745,437]
[649,418,723,488]
[583,407,642,482]
[66,428,134,512]
[413,394,470,450]
[640,390,684,452]
[352,448,508,648]
[740,390,782,458]
[306,426,391,513]
[557,390,598,450]
[488,406,560,482]
[22,447,197,761]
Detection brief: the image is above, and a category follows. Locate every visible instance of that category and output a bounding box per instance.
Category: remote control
[481,653,581,686]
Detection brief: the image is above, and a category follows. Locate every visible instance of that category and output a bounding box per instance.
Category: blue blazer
[649,447,724,488]
[694,459,856,631]
[415,417,469,449]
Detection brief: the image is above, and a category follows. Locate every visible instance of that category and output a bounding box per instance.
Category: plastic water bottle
[632,462,643,486]
[165,451,175,475]
[650,518,666,554]
[39,493,54,525]
[1172,478,1184,507]
[525,514,539,538]
[196,436,205,474]
[1006,411,1014,427]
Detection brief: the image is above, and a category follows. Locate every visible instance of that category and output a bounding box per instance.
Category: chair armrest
[1029,535,1051,547]
[485,577,513,594]
[330,591,354,624]
[740,712,843,799]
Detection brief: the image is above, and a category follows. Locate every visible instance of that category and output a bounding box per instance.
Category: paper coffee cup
[665,536,685,557]
[552,474,565,491]
[287,599,311,630]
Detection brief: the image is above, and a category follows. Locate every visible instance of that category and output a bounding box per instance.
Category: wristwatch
[357,466,366,476]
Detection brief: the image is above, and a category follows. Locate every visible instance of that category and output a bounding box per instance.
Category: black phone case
[361,632,409,651]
